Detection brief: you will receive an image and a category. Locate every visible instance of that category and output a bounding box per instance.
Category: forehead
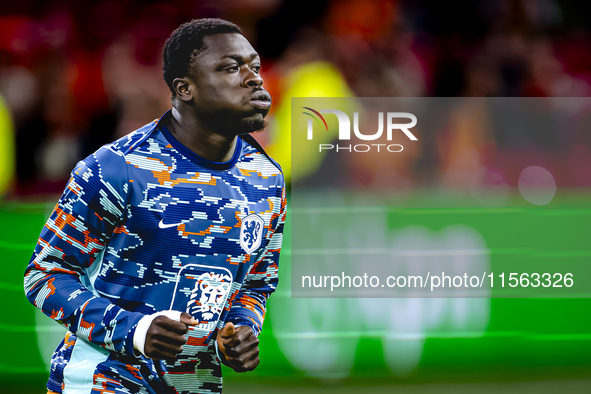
[198,33,258,63]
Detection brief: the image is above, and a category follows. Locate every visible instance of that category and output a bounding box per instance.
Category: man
[24,18,286,394]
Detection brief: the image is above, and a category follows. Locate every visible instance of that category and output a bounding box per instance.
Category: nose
[244,68,263,88]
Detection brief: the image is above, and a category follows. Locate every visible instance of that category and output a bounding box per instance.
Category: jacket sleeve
[225,186,287,336]
[24,146,144,356]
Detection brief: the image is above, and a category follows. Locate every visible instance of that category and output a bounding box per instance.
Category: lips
[249,91,272,109]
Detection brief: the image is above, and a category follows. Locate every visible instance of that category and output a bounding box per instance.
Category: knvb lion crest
[186,271,232,322]
[170,264,233,328]
[240,214,264,254]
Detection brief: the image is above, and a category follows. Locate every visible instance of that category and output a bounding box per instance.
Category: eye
[224,64,239,72]
[251,65,261,74]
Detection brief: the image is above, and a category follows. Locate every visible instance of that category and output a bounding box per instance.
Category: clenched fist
[216,322,260,372]
[134,311,198,359]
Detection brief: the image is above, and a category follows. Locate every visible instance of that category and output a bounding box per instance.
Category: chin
[239,113,268,134]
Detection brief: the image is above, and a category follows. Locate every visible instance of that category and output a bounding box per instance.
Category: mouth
[249,91,272,109]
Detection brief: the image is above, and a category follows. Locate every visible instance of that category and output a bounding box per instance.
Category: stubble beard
[239,117,268,134]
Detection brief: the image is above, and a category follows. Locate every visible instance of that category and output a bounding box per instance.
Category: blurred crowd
[1,0,590,197]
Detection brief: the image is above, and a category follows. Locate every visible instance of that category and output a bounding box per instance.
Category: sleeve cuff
[225,317,260,337]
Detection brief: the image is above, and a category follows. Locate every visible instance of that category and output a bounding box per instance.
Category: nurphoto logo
[302,107,418,153]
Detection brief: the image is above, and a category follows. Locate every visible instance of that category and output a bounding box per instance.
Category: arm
[217,186,286,370]
[23,147,143,356]
[226,186,286,335]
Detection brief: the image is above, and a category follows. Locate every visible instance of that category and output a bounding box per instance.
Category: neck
[167,107,237,163]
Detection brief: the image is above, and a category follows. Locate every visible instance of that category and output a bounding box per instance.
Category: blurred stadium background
[0,0,590,393]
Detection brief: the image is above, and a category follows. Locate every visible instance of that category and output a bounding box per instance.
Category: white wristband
[133,310,182,358]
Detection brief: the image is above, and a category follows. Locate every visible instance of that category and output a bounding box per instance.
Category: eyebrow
[220,53,259,62]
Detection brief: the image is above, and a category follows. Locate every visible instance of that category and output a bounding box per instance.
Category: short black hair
[163,18,242,95]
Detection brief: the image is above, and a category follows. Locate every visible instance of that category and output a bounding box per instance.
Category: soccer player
[24,18,286,394]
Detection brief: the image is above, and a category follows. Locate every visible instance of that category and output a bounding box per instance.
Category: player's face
[188,33,271,134]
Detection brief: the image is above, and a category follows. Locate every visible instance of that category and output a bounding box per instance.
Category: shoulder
[107,118,160,156]
[239,134,285,185]
[71,117,162,203]
[78,117,161,173]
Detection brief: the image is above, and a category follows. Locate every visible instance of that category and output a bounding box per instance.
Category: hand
[216,322,260,372]
[144,312,198,360]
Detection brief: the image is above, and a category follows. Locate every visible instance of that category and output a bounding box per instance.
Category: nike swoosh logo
[158,219,183,229]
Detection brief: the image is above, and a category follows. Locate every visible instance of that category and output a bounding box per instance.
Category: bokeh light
[518,165,556,205]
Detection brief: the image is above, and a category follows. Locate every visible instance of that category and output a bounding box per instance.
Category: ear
[172,77,194,102]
